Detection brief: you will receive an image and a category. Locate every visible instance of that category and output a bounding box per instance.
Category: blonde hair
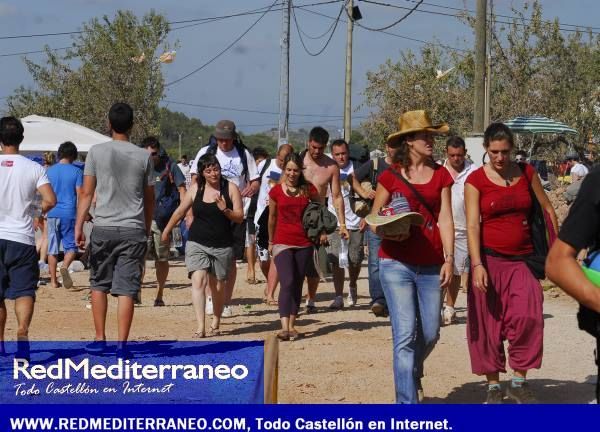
[43,152,56,166]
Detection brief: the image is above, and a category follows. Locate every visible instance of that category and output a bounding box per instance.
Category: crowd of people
[1,103,599,404]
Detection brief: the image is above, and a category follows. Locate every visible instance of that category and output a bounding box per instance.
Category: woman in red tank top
[465,123,558,403]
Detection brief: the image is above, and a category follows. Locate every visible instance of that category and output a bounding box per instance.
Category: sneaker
[205,297,213,315]
[60,267,73,289]
[221,305,233,318]
[305,299,317,314]
[443,306,456,326]
[506,382,536,404]
[346,287,357,307]
[329,296,344,310]
[485,386,504,404]
[416,379,424,403]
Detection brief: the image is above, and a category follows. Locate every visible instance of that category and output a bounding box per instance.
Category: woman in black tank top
[161,154,243,337]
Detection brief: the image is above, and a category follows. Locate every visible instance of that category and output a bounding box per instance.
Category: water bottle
[338,238,349,269]
[171,226,183,249]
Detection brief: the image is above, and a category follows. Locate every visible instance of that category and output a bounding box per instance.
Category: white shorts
[454,230,470,276]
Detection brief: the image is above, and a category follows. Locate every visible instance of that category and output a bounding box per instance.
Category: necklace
[286,184,300,196]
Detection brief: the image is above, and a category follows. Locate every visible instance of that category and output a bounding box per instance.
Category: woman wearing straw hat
[368,110,455,404]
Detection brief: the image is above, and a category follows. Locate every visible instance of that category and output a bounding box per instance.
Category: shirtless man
[302,126,349,313]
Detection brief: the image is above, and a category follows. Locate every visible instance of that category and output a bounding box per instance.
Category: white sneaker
[329,296,344,310]
[346,287,357,307]
[205,297,213,315]
[221,305,233,318]
[443,306,456,325]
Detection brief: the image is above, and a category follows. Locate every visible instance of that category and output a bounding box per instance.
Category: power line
[164,99,369,119]
[165,0,280,87]
[400,0,600,31]
[295,4,469,53]
[0,46,71,58]
[351,0,423,32]
[291,0,345,56]
[362,0,600,35]
[0,1,344,41]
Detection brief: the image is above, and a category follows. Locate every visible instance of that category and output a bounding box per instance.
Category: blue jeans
[379,258,442,404]
[366,229,386,307]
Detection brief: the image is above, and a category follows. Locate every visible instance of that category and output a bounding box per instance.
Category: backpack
[153,159,181,231]
[205,135,250,182]
[247,159,272,223]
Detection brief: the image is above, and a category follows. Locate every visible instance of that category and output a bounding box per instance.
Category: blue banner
[0,404,596,432]
[0,341,264,404]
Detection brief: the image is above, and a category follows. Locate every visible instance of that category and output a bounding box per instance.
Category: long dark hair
[282,152,310,197]
[391,135,411,171]
[196,153,224,191]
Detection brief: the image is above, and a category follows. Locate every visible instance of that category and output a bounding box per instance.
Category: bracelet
[473,263,483,268]
[339,224,346,228]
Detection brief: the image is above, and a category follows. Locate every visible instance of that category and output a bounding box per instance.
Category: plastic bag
[338,238,349,269]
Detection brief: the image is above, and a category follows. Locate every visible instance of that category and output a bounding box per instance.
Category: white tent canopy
[17,115,111,154]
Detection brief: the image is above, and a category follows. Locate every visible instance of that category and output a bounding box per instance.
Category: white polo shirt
[444,159,477,232]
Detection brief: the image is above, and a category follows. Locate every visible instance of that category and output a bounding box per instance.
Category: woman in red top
[268,153,320,341]
[465,122,558,404]
[370,110,455,404]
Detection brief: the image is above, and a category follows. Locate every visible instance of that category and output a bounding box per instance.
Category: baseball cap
[214,120,236,140]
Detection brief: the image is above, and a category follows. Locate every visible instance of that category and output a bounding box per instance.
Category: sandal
[276,330,290,341]
[267,299,278,306]
[154,299,165,307]
[206,326,220,337]
[193,331,205,339]
[289,330,301,341]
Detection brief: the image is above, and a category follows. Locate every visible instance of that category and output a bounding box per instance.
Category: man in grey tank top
[75,103,155,356]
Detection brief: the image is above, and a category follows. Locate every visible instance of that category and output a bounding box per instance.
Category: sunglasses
[150,151,159,156]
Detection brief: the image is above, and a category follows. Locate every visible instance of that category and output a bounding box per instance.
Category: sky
[0,0,597,136]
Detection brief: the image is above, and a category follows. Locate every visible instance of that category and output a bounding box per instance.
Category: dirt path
[4,259,597,403]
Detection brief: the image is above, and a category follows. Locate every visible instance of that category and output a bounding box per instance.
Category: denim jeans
[366,229,386,307]
[379,258,442,404]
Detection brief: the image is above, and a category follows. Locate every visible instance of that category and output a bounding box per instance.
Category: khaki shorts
[146,220,170,262]
[185,241,233,281]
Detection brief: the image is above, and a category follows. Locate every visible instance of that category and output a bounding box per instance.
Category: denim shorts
[47,217,78,255]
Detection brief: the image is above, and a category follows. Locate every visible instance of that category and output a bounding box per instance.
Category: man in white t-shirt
[0,116,56,355]
[569,156,589,183]
[327,139,364,310]
[253,144,293,305]
[190,120,260,317]
[442,137,477,325]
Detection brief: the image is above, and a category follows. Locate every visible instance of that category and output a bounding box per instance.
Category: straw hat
[365,194,424,237]
[386,110,449,147]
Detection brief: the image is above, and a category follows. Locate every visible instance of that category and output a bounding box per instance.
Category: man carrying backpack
[546,167,600,402]
[190,120,260,317]
[142,137,186,307]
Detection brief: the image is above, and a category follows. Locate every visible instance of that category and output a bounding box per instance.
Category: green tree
[361,0,600,155]
[7,10,173,143]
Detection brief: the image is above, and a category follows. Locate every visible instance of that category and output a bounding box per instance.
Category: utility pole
[484,0,493,128]
[277,0,291,147]
[343,0,354,143]
[177,132,183,160]
[472,0,487,133]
